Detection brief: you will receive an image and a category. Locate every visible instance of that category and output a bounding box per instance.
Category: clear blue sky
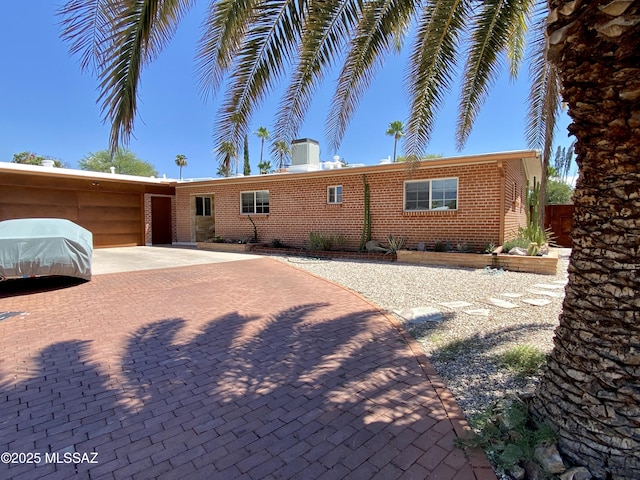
[1,3,574,180]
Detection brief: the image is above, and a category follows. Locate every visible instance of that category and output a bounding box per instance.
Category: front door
[151,196,172,244]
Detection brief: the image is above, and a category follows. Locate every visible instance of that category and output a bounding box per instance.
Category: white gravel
[271,249,571,420]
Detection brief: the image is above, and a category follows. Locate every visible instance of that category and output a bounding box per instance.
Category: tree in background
[218,141,236,177]
[272,140,290,169]
[255,127,270,165]
[257,161,271,175]
[79,149,157,177]
[175,154,187,180]
[553,142,576,184]
[243,135,251,176]
[385,121,405,162]
[12,151,63,167]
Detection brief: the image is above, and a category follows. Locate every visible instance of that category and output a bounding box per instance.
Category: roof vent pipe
[110,166,116,174]
[41,159,55,168]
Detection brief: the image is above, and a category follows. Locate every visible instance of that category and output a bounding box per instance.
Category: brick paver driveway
[0,255,494,479]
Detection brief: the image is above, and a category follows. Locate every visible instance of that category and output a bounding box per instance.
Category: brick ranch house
[175,150,542,251]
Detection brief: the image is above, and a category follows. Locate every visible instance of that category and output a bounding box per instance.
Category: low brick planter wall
[196,242,255,253]
[396,250,558,275]
[250,246,396,262]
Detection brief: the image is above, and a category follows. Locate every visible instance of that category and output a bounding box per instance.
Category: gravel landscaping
[271,249,571,421]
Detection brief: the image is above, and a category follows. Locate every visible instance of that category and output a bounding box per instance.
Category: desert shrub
[309,232,347,251]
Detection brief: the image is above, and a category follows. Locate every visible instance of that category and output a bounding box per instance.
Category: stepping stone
[532,283,566,290]
[528,289,564,298]
[522,298,552,307]
[438,301,473,309]
[463,308,491,316]
[500,293,523,298]
[484,298,519,309]
[394,307,443,324]
[552,280,568,285]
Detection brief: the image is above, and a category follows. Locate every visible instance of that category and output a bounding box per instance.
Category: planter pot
[396,250,558,275]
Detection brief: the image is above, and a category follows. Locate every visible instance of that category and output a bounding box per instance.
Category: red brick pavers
[0,257,495,479]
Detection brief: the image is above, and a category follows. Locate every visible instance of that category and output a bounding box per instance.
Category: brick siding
[174,156,532,252]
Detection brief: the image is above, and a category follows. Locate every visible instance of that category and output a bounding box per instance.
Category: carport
[0,162,175,248]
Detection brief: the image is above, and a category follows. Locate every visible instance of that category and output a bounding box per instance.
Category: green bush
[499,345,547,377]
[309,232,347,251]
[502,236,530,253]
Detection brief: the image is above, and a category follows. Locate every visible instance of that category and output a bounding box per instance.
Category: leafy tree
[12,151,63,167]
[545,179,573,205]
[257,161,272,175]
[552,142,576,183]
[243,135,251,176]
[175,154,187,180]
[58,2,640,476]
[255,127,270,165]
[271,140,290,169]
[385,121,405,162]
[79,149,158,177]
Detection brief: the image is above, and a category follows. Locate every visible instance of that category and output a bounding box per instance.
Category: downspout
[497,160,505,246]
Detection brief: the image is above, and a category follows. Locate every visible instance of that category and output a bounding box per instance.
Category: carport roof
[0,161,177,186]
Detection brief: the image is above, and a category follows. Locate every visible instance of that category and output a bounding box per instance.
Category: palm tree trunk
[392,138,397,162]
[532,2,640,478]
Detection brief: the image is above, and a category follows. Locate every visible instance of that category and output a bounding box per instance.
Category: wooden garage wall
[0,172,174,248]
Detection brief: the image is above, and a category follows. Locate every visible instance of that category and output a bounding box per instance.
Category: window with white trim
[241,190,269,214]
[327,185,343,204]
[195,196,212,216]
[404,178,458,211]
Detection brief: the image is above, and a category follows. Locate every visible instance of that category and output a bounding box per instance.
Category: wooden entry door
[151,196,172,244]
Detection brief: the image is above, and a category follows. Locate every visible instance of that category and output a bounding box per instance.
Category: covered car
[0,218,93,282]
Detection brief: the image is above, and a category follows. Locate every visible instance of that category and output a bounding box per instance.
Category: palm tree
[257,161,272,175]
[243,135,251,176]
[271,140,290,169]
[255,127,270,165]
[58,2,640,476]
[385,121,405,162]
[218,141,236,178]
[174,154,187,180]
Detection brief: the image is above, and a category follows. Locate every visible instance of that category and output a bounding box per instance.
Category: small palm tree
[386,121,405,162]
[175,154,187,180]
[255,127,270,165]
[257,161,272,175]
[218,141,236,177]
[272,140,290,169]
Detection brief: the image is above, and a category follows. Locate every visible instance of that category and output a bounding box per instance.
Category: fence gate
[545,205,574,247]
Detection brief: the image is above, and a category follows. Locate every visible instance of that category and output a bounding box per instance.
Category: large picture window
[241,191,270,214]
[404,178,458,211]
[195,196,211,216]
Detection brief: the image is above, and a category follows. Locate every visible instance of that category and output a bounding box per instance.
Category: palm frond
[326,0,417,153]
[273,0,361,145]
[525,5,561,165]
[456,0,535,150]
[59,0,193,152]
[214,0,305,149]
[404,0,473,158]
[195,0,260,101]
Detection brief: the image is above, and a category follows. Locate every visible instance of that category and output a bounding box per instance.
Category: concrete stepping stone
[438,301,474,309]
[484,297,519,309]
[463,308,491,316]
[552,280,568,285]
[522,298,552,307]
[528,289,564,298]
[532,283,566,290]
[395,307,443,324]
[500,293,523,298]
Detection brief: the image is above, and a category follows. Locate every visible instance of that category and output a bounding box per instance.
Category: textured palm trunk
[533,2,640,478]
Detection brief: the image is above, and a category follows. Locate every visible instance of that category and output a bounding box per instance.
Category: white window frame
[195,196,212,216]
[240,190,270,214]
[327,185,343,204]
[404,178,458,211]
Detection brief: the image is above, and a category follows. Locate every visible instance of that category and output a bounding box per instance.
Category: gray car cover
[0,218,93,281]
